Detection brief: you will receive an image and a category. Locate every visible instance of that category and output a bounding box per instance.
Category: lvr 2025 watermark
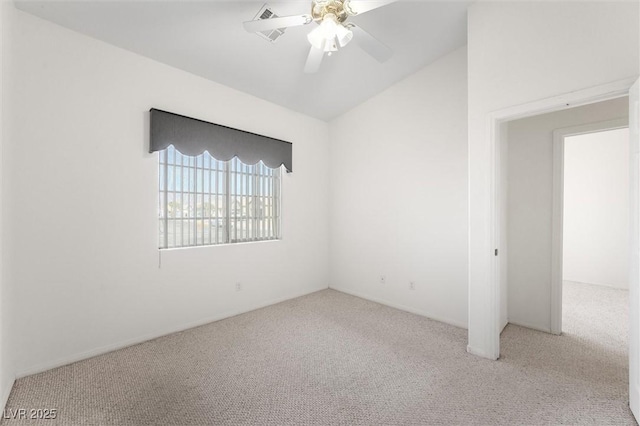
[3,408,57,420]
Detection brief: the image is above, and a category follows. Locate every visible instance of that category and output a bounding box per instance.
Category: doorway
[501,98,629,335]
[497,98,632,419]
[481,77,640,420]
[555,124,630,336]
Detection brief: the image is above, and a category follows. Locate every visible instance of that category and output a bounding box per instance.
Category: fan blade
[344,0,398,16]
[243,14,312,33]
[349,24,393,63]
[304,46,325,74]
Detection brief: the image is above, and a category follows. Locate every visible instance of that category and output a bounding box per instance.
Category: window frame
[158,146,282,249]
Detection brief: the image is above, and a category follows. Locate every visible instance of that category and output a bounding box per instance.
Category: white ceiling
[14,0,470,121]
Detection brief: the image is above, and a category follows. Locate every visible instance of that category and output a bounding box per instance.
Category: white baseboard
[16,286,327,379]
[1,377,15,412]
[507,319,555,335]
[564,279,628,291]
[330,286,467,329]
[466,345,499,360]
[500,320,509,334]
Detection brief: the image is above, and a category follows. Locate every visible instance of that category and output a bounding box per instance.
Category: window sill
[158,238,281,252]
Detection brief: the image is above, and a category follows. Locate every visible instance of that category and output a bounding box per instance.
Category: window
[158,145,281,249]
[150,108,291,249]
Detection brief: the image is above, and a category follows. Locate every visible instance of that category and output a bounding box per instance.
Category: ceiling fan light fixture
[247,0,397,74]
[307,13,350,52]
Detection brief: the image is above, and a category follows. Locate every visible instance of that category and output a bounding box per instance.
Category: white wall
[468,1,639,358]
[328,47,468,328]
[507,98,628,332]
[5,8,330,377]
[0,0,15,412]
[563,128,630,289]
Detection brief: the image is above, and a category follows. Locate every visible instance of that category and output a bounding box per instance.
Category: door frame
[484,77,636,360]
[550,118,629,335]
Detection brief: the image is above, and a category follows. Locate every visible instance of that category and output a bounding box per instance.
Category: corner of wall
[325,45,469,329]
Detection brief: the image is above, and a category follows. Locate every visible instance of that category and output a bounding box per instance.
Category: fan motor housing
[311,0,349,23]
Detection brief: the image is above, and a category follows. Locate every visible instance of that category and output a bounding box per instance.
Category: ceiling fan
[243,0,397,73]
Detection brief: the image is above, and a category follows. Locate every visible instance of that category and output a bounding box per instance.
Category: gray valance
[149,109,293,172]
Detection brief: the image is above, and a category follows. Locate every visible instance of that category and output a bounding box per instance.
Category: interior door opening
[497,97,633,417]
[561,127,630,345]
[486,78,638,422]
[498,98,629,337]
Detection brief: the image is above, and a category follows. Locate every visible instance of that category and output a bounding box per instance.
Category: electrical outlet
[409,281,416,290]
[380,275,386,284]
[235,282,242,292]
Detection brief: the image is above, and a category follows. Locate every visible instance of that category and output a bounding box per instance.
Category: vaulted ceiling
[15,0,470,121]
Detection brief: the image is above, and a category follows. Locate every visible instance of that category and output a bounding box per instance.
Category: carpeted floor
[1,281,634,425]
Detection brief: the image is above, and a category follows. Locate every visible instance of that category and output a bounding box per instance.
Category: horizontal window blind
[158,145,281,249]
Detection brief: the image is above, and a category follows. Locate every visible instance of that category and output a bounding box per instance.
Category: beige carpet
[1,282,634,425]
